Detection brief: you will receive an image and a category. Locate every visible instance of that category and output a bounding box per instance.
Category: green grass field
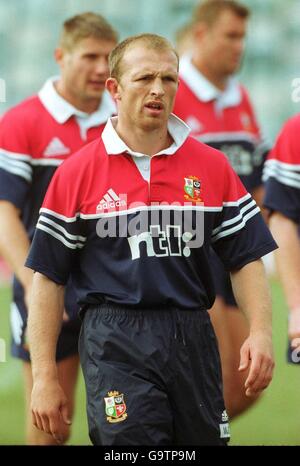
[0,281,299,445]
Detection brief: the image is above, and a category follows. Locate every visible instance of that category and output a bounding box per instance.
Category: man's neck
[115,118,173,157]
[54,81,101,114]
[191,57,228,92]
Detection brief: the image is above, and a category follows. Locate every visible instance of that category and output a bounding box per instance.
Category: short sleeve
[264,116,300,223]
[212,158,277,270]
[25,162,86,285]
[0,108,33,209]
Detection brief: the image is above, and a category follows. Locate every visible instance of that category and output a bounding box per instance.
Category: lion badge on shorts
[104,391,127,423]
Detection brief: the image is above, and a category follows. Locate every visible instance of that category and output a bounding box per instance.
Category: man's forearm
[28,272,65,380]
[230,259,274,396]
[269,212,300,311]
[230,259,272,335]
[0,201,33,288]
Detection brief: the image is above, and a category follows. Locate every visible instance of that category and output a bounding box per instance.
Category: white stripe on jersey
[0,148,31,161]
[263,159,300,188]
[40,199,256,222]
[39,204,224,223]
[223,193,252,207]
[212,199,257,237]
[36,223,86,250]
[0,151,32,182]
[39,215,87,242]
[264,159,300,171]
[212,206,260,242]
[39,208,80,223]
[31,159,64,167]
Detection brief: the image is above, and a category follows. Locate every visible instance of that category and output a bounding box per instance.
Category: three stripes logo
[43,137,70,157]
[96,189,127,212]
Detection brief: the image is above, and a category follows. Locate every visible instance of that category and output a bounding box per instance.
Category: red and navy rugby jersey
[26,116,277,311]
[264,114,300,222]
[0,78,115,315]
[173,56,269,192]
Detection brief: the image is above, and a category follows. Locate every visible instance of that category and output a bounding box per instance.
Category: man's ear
[194,22,208,42]
[106,78,121,101]
[54,47,64,67]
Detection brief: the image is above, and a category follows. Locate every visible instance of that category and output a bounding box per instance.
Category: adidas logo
[96,189,126,212]
[222,410,229,422]
[43,137,71,157]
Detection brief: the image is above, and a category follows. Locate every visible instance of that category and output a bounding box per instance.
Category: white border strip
[212,199,257,236]
[36,224,85,249]
[40,195,251,222]
[0,148,31,161]
[39,215,87,242]
[212,206,260,242]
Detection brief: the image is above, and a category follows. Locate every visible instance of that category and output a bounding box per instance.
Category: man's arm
[28,272,71,444]
[230,259,274,397]
[269,212,300,347]
[252,186,269,223]
[251,185,264,208]
[0,201,33,304]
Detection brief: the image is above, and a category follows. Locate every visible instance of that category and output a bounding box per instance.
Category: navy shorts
[10,297,81,362]
[79,303,230,446]
[210,249,237,307]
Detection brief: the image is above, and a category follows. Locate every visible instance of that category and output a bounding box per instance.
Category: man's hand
[31,379,71,444]
[238,332,275,397]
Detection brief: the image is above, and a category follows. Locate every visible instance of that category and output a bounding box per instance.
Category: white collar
[179,54,242,109]
[38,76,116,125]
[102,114,191,157]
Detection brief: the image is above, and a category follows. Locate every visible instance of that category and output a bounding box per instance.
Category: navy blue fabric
[27,209,276,312]
[11,279,81,362]
[265,178,300,223]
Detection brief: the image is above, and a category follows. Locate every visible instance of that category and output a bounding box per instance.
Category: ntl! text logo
[0,79,6,103]
[0,338,6,362]
[127,225,195,260]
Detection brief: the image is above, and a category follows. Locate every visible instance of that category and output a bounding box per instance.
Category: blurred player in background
[173,0,270,418]
[0,12,118,444]
[264,116,300,366]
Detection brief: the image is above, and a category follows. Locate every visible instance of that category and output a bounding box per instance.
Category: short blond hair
[109,33,179,81]
[175,22,195,57]
[193,0,250,27]
[59,12,118,51]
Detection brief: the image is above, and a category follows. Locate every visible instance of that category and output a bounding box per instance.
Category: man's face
[111,46,179,131]
[199,11,247,77]
[58,36,116,103]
